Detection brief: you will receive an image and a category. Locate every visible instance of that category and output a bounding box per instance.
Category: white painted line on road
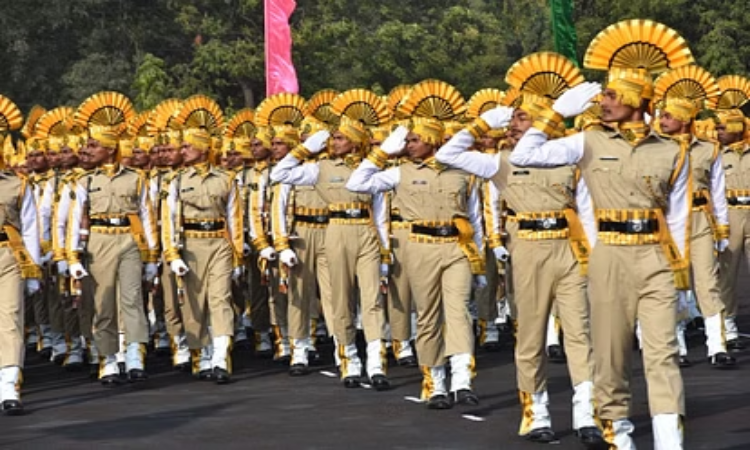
[462,414,486,422]
[404,396,424,404]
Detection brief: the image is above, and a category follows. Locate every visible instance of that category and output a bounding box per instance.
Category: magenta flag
[265,0,299,96]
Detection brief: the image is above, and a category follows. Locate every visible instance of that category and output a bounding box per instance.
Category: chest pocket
[506,169,534,188]
[440,172,468,213]
[589,157,623,188]
[88,182,111,213]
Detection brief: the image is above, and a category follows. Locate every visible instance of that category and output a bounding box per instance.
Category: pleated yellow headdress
[653,65,720,124]
[74,91,135,149]
[331,89,391,148]
[714,75,750,134]
[35,107,75,152]
[127,111,155,153]
[256,93,307,148]
[173,95,224,153]
[397,80,465,144]
[584,19,695,108]
[0,95,23,169]
[147,98,183,147]
[224,108,257,157]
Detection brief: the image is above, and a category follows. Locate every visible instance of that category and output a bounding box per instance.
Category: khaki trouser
[85,232,148,356]
[180,236,235,348]
[325,223,383,346]
[406,240,473,367]
[76,277,95,340]
[387,227,413,342]
[0,247,24,367]
[476,245,500,322]
[160,262,184,338]
[246,252,271,333]
[718,208,750,318]
[588,244,684,419]
[287,224,331,340]
[512,238,592,394]
[690,210,724,317]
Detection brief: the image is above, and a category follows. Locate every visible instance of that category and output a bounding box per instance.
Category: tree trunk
[239,78,255,108]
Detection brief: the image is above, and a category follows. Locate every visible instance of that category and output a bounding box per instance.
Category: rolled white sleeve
[346,160,400,194]
[468,182,484,250]
[710,153,729,227]
[509,129,585,167]
[667,156,691,256]
[21,185,42,267]
[270,155,319,186]
[435,130,499,179]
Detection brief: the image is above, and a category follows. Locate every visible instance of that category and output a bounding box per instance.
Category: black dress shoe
[452,389,480,406]
[174,362,192,373]
[289,363,309,377]
[198,369,215,381]
[525,427,557,443]
[547,345,566,364]
[370,374,391,391]
[88,364,99,380]
[679,356,692,368]
[128,369,148,382]
[64,362,84,372]
[727,339,746,352]
[153,347,171,357]
[214,367,231,384]
[397,355,418,367]
[709,352,737,369]
[426,394,452,410]
[274,355,292,365]
[342,376,361,388]
[308,350,322,366]
[52,354,66,366]
[100,374,122,387]
[576,426,608,449]
[2,400,24,416]
[38,347,52,360]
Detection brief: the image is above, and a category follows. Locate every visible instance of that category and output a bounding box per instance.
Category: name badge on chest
[329,176,345,183]
[412,180,428,185]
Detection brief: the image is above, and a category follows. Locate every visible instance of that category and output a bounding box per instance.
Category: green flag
[550,0,579,66]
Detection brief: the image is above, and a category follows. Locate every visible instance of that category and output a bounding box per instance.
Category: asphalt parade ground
[3,291,750,449]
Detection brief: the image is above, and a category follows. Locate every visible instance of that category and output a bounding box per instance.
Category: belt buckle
[315,215,327,224]
[346,208,362,218]
[110,217,123,226]
[629,219,646,233]
[437,226,451,237]
[738,196,750,204]
[541,218,556,230]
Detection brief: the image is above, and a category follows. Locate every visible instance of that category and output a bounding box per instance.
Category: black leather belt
[295,214,329,224]
[599,219,659,234]
[391,214,405,222]
[330,209,370,220]
[184,221,225,231]
[519,218,568,231]
[0,232,8,242]
[505,208,517,217]
[692,197,708,207]
[411,224,459,237]
[90,217,131,227]
[727,196,750,206]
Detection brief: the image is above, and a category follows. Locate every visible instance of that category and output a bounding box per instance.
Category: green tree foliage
[1,0,749,112]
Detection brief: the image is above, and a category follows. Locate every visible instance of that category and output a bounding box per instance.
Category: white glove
[380,126,409,155]
[480,106,514,129]
[715,238,729,252]
[26,279,41,295]
[552,82,602,118]
[143,262,159,282]
[232,266,244,281]
[242,243,252,257]
[380,263,390,277]
[69,262,88,280]
[56,260,69,277]
[170,259,190,276]
[473,275,488,290]
[493,246,510,263]
[41,251,54,265]
[279,249,298,267]
[259,246,277,262]
[302,130,331,154]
